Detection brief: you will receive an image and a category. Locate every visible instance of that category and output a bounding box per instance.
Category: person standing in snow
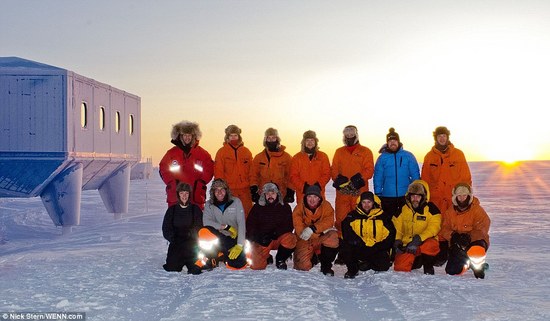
[292,184,339,276]
[246,183,296,270]
[214,124,254,217]
[162,182,203,275]
[440,183,491,279]
[373,127,420,218]
[331,125,374,237]
[421,126,471,266]
[340,192,395,278]
[198,178,247,270]
[250,127,295,205]
[393,180,441,275]
[290,130,331,205]
[159,120,214,210]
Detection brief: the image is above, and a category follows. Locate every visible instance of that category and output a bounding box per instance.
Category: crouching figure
[246,183,297,270]
[393,180,441,275]
[441,183,491,279]
[197,179,248,270]
[340,192,395,278]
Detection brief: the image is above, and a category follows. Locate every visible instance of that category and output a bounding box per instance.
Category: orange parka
[290,150,331,202]
[292,199,336,239]
[251,146,293,198]
[440,197,490,248]
[331,144,374,194]
[214,142,253,190]
[421,143,471,214]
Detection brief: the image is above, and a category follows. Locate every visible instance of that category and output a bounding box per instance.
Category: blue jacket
[374,145,420,198]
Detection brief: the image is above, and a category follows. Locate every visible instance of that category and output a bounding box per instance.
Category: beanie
[386,127,400,142]
[359,191,375,203]
[304,184,322,198]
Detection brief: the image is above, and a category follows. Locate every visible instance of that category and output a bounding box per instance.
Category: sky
[1,161,550,320]
[2,0,550,164]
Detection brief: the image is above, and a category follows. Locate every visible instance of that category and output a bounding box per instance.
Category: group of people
[160,121,491,279]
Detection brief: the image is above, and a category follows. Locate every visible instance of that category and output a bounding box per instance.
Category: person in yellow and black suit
[393,180,441,275]
[340,192,395,279]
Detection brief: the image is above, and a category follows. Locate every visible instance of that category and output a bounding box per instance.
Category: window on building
[128,114,134,135]
[81,102,88,128]
[115,111,121,133]
[99,106,105,130]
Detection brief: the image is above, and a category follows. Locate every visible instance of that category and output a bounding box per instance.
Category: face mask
[345,137,357,146]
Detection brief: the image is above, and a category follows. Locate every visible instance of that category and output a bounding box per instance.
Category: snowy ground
[1,161,549,321]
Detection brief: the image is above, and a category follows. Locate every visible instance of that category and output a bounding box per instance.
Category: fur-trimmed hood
[171,121,202,145]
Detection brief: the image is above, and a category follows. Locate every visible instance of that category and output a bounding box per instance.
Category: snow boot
[473,263,489,279]
[275,245,293,270]
[344,263,359,279]
[186,263,202,275]
[433,241,449,267]
[267,254,274,265]
[320,245,338,276]
[422,254,435,275]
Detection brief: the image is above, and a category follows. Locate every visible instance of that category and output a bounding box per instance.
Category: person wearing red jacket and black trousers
[159,120,214,210]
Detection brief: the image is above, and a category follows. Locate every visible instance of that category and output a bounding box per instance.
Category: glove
[228,244,243,260]
[300,227,314,241]
[250,185,260,203]
[393,240,405,254]
[224,225,238,239]
[283,188,295,203]
[350,173,366,190]
[258,233,275,247]
[406,235,422,254]
[451,232,471,250]
[332,175,349,190]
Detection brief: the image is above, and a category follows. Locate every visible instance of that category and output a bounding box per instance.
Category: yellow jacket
[393,180,441,245]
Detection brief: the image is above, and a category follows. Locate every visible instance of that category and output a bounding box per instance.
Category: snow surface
[1,161,550,321]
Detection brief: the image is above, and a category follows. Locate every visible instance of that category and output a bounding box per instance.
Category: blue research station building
[0,57,141,233]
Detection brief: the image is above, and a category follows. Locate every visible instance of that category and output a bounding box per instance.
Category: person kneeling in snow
[292,184,339,276]
[198,179,247,270]
[393,180,441,275]
[340,192,396,278]
[440,183,490,279]
[246,183,297,270]
[162,182,203,275]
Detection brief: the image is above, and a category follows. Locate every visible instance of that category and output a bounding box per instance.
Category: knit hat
[452,183,473,207]
[359,191,375,203]
[343,125,359,145]
[386,127,400,142]
[433,126,450,140]
[301,130,319,152]
[224,124,242,144]
[263,127,281,148]
[304,184,322,198]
